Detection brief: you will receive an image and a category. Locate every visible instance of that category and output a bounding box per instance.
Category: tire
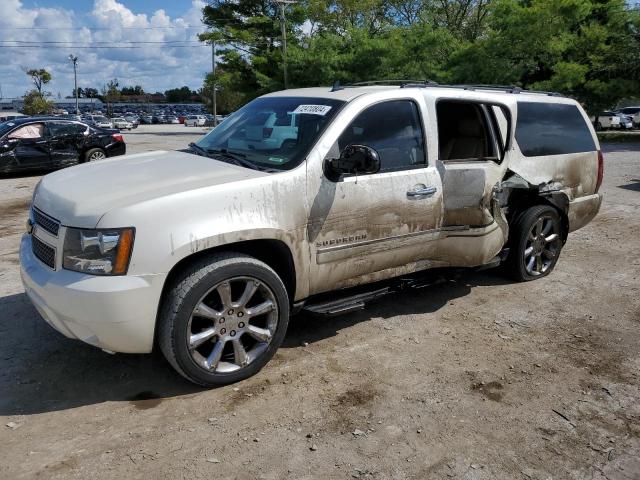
[84,148,106,162]
[158,252,289,386]
[505,205,563,282]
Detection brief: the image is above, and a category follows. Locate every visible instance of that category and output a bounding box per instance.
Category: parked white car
[85,115,113,129]
[229,111,298,151]
[616,107,640,128]
[184,115,206,127]
[111,117,133,130]
[21,84,603,387]
[594,111,621,130]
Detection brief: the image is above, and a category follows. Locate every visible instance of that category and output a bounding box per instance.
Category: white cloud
[0,0,211,99]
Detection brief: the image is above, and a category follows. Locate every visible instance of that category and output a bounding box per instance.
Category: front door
[307,97,444,293]
[5,123,50,170]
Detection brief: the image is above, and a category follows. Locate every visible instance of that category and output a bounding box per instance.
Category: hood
[33,150,267,228]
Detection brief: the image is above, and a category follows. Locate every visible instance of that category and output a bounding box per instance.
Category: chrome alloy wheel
[187,276,278,374]
[89,150,106,161]
[524,215,561,276]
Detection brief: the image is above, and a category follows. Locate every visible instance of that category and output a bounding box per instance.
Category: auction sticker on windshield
[292,105,332,115]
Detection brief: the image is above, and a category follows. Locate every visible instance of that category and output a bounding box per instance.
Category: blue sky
[0,0,210,99]
[21,0,189,18]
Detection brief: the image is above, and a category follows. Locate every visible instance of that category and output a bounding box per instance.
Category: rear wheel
[505,205,563,282]
[84,148,106,162]
[158,253,289,386]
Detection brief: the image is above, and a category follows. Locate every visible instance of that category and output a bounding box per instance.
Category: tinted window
[337,100,425,172]
[48,122,87,137]
[516,102,595,157]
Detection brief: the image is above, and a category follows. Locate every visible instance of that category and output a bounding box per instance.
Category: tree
[197,0,639,112]
[165,86,197,103]
[121,85,145,96]
[448,0,640,113]
[23,89,54,115]
[84,87,99,98]
[24,68,52,96]
[101,79,120,115]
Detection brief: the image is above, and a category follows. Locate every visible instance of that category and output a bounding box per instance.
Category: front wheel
[505,205,563,282]
[158,253,289,386]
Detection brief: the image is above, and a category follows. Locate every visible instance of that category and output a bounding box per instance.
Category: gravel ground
[0,128,638,480]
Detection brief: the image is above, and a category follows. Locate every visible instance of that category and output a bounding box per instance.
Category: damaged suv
[20,83,603,386]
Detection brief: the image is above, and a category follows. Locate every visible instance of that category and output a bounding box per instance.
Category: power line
[0,44,211,49]
[0,40,203,45]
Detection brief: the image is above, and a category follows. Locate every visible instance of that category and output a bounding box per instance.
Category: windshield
[0,121,18,138]
[194,96,344,171]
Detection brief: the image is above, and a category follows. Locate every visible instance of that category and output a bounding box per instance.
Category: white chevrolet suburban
[20,83,603,386]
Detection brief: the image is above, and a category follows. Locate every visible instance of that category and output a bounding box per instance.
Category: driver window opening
[437,101,499,162]
[335,100,426,173]
[8,123,44,140]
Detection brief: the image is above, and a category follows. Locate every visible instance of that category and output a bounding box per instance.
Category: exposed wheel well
[160,239,297,306]
[506,189,569,244]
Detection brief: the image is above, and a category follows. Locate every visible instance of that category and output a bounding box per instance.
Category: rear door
[46,121,86,166]
[435,99,513,229]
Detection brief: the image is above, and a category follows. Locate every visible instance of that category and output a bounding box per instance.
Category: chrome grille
[32,236,56,269]
[33,207,60,237]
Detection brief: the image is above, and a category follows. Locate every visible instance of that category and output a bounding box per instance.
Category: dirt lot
[0,127,639,480]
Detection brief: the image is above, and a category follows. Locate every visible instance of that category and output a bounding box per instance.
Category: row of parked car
[593,106,640,130]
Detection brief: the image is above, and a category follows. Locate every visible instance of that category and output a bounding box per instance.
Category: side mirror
[0,138,19,152]
[327,144,380,178]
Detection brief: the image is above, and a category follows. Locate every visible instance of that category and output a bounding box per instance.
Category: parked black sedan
[0,117,126,174]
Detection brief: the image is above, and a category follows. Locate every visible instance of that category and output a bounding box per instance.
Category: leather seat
[441,117,487,160]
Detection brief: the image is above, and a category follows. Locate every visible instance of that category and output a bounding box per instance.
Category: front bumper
[20,234,164,353]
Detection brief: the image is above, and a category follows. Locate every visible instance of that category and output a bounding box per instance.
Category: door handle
[407,186,437,198]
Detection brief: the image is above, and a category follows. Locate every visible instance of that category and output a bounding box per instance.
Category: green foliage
[120,85,145,96]
[25,68,52,95]
[200,0,639,112]
[23,89,54,115]
[165,86,197,103]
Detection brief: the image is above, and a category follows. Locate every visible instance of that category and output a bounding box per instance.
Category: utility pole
[211,40,217,127]
[275,0,296,89]
[68,54,79,115]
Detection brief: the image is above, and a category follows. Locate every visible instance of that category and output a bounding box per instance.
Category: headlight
[63,227,135,275]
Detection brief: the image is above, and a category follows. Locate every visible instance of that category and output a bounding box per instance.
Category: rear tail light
[595,150,604,193]
[263,127,273,138]
[111,133,124,143]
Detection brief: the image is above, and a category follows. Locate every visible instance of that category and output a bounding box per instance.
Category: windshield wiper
[205,148,262,171]
[189,142,209,157]
[189,144,277,172]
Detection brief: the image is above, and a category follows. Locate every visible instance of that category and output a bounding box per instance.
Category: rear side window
[516,102,595,156]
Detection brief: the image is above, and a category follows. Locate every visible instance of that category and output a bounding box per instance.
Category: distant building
[0,97,104,111]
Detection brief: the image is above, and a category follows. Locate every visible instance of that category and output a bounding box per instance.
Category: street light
[68,54,79,115]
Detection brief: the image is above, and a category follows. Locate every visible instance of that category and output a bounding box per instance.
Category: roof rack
[331,79,437,91]
[330,80,563,97]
